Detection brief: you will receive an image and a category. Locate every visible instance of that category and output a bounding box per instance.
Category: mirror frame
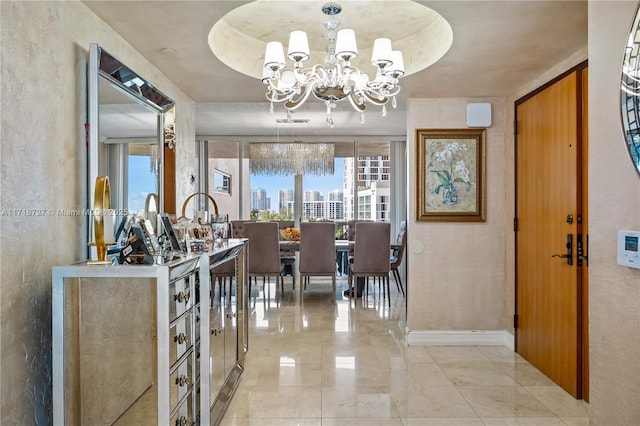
[88,44,175,253]
[621,4,640,177]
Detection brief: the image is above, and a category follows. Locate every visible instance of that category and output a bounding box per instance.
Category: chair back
[299,222,336,274]
[391,221,407,266]
[352,222,391,274]
[347,220,373,241]
[230,220,249,238]
[244,222,281,275]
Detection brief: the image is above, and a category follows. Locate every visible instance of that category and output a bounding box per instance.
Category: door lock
[551,234,573,265]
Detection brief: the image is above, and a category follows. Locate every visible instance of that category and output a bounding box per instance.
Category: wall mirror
[88,44,175,245]
[621,3,640,176]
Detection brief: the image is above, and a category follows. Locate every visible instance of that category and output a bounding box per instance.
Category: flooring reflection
[218,276,590,426]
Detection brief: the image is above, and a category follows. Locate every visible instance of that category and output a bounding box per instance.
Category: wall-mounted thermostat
[617,230,640,269]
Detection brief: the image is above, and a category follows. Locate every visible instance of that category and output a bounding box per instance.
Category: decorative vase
[443,185,459,205]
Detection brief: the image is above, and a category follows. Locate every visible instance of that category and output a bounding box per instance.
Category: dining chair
[349,222,391,306]
[299,222,336,299]
[243,222,286,297]
[390,221,407,297]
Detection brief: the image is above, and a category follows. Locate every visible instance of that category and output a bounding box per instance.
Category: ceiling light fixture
[262,2,404,128]
[249,143,335,176]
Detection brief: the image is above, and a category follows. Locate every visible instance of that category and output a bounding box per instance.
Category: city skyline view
[250,158,345,210]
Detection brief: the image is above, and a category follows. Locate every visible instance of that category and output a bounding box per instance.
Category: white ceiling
[83,0,588,138]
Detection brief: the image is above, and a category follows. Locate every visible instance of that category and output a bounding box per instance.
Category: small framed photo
[160,214,185,252]
[416,128,486,222]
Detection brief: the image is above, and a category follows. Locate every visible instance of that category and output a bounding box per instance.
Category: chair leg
[331,275,336,303]
[392,268,405,296]
[386,275,391,307]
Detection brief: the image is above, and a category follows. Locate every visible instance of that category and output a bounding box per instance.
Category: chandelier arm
[347,92,366,112]
[284,85,314,110]
[383,85,401,97]
[361,91,389,106]
[266,91,292,103]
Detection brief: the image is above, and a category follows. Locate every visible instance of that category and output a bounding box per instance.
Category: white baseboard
[406,329,514,350]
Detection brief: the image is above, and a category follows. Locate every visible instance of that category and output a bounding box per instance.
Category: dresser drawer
[169,278,193,323]
[170,392,193,426]
[169,313,193,367]
[169,353,193,412]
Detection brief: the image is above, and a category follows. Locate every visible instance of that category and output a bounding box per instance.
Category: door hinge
[514,314,518,329]
[514,120,518,135]
[513,217,518,232]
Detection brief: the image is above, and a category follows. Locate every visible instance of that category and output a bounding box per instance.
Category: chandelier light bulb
[264,41,286,70]
[279,70,296,90]
[335,28,358,61]
[371,38,393,67]
[385,51,405,77]
[287,31,310,62]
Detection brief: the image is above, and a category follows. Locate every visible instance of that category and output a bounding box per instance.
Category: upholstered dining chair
[349,222,391,306]
[243,222,285,297]
[390,221,407,297]
[299,222,336,299]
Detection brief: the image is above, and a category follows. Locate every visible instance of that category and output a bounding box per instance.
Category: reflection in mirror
[88,44,174,245]
[213,170,231,195]
[621,3,640,176]
[84,44,175,423]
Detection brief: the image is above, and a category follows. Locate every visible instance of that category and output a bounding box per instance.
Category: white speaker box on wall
[466,103,491,127]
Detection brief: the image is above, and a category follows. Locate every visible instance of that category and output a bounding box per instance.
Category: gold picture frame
[416,128,486,222]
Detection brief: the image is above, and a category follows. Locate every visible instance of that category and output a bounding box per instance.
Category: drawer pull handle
[211,328,222,336]
[226,312,237,319]
[174,332,189,344]
[175,375,190,387]
[174,291,190,303]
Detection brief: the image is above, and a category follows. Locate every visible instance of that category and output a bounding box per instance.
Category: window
[203,140,397,224]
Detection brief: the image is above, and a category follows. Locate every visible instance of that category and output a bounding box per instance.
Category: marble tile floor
[219,276,589,426]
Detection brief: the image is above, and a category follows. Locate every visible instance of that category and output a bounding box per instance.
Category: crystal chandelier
[262,2,404,128]
[249,143,335,176]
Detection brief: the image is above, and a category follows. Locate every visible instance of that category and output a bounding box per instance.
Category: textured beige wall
[404,53,590,337]
[0,2,194,423]
[589,1,640,424]
[406,98,508,332]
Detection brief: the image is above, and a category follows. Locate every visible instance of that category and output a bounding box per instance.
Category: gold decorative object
[88,176,115,264]
[181,192,219,221]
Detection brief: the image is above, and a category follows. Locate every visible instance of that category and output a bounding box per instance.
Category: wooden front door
[515,65,587,399]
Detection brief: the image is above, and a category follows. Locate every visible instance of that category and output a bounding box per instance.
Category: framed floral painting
[416,128,486,222]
